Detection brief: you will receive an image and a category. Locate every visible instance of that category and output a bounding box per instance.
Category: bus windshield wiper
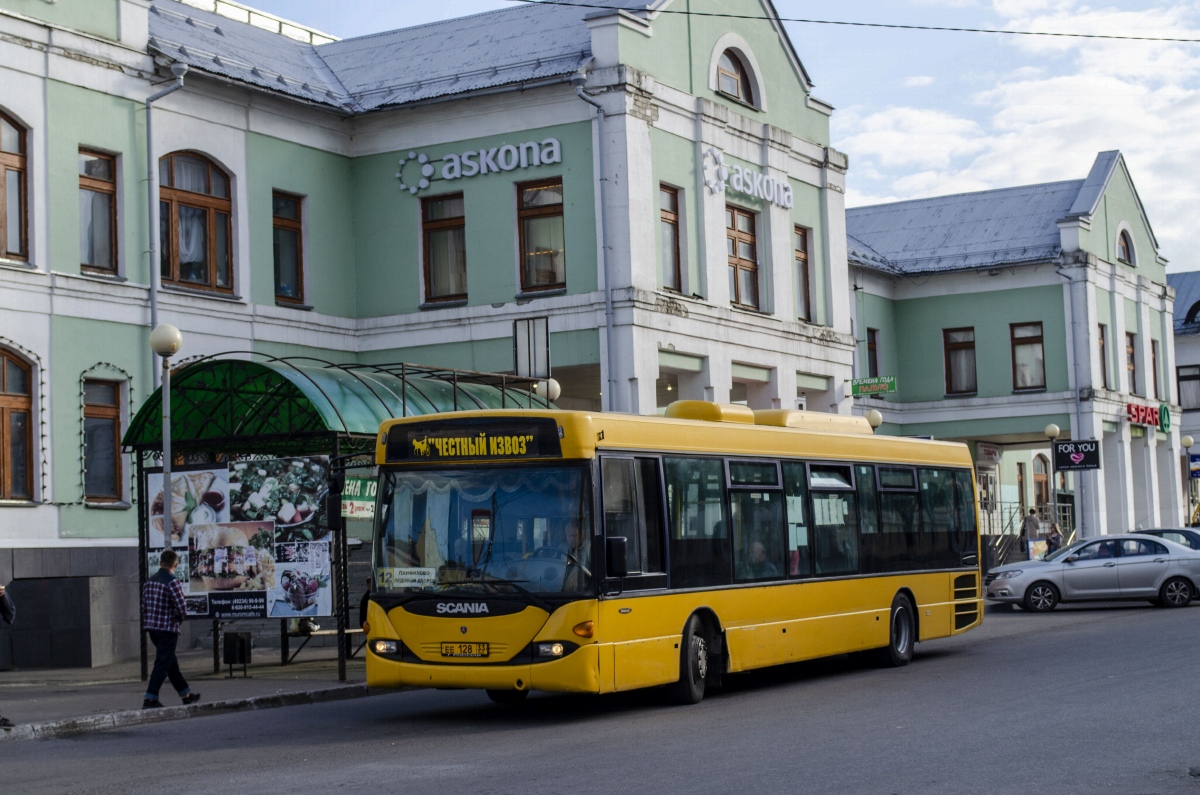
[466,575,553,612]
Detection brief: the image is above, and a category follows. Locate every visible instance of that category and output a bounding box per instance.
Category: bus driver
[560,519,592,591]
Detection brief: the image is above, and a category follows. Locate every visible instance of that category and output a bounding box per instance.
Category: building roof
[846,151,1152,277]
[846,179,1084,275]
[1168,271,1200,335]
[149,0,654,113]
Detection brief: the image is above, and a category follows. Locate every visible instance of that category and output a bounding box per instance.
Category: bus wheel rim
[893,609,910,654]
[694,636,708,681]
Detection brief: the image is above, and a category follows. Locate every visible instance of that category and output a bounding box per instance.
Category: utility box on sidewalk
[223,632,251,669]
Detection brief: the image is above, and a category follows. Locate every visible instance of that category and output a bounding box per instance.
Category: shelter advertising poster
[145,457,333,620]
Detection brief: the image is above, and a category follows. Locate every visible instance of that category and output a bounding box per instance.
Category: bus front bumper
[366,644,601,694]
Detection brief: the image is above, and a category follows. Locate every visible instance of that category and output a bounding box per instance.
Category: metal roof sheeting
[1169,272,1200,335]
[149,0,653,112]
[847,179,1085,276]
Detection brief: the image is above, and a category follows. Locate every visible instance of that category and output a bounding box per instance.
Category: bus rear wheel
[486,689,528,705]
[875,594,915,668]
[666,614,708,705]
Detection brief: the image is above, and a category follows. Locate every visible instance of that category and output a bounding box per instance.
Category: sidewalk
[0,646,371,741]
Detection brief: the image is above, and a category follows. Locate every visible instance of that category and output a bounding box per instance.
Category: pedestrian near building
[0,583,14,728]
[1046,523,1064,554]
[1019,509,1040,560]
[141,550,201,709]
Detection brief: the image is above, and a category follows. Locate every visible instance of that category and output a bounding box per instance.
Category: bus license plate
[441,642,489,658]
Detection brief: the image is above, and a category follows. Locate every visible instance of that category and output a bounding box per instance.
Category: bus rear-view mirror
[606,537,629,578]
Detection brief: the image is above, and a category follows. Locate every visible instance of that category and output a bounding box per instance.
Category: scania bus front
[364,415,599,702]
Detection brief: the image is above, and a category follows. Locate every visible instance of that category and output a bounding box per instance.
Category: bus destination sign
[386,418,562,463]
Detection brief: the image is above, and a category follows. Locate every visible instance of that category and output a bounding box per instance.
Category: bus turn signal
[572,621,594,638]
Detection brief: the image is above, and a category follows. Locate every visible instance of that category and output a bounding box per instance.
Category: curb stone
[0,684,371,743]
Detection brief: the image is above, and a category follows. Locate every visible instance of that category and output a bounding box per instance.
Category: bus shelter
[123,353,550,681]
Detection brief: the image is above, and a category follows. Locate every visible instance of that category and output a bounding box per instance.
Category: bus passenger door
[598,456,674,692]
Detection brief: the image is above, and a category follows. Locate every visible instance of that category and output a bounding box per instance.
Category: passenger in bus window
[737,541,779,580]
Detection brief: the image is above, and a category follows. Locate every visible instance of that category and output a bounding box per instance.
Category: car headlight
[536,642,565,658]
[372,639,398,655]
[995,570,1023,579]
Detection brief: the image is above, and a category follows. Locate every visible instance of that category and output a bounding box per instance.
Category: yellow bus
[364,401,982,704]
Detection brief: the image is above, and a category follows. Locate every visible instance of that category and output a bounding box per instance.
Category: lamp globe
[149,324,184,357]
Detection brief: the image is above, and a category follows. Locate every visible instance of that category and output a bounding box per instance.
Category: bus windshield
[373,465,593,596]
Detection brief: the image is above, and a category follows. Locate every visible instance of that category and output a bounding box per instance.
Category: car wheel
[486,689,528,705]
[1024,581,1059,612]
[874,594,916,668]
[1159,577,1193,608]
[666,614,708,705]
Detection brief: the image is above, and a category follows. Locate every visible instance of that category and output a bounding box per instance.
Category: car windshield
[1043,540,1087,562]
[372,465,593,597]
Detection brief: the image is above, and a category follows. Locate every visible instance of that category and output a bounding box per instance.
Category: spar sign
[1126,402,1171,433]
[1052,439,1101,472]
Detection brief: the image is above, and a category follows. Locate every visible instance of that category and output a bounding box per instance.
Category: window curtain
[174,156,208,193]
[178,206,208,281]
[1014,342,1045,389]
[948,348,977,393]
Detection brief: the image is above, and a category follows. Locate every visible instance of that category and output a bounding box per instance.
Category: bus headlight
[536,642,565,658]
[372,639,398,655]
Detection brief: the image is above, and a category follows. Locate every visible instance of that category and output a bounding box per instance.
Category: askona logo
[436,602,490,615]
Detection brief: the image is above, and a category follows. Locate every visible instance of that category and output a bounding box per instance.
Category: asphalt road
[5,601,1200,795]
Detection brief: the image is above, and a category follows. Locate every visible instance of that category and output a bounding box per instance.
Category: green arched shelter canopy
[123,356,551,456]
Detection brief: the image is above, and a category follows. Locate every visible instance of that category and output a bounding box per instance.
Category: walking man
[1020,508,1040,559]
[141,550,201,709]
[0,583,14,728]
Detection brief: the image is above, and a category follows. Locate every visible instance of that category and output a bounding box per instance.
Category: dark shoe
[142,699,164,710]
[181,693,201,706]
[0,715,14,728]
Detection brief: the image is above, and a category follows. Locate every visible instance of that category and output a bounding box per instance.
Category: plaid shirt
[142,568,186,633]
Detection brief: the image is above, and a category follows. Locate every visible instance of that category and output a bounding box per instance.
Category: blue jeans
[146,630,190,701]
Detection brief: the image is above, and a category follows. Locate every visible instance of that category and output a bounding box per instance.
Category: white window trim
[707,33,768,111]
[1115,221,1138,267]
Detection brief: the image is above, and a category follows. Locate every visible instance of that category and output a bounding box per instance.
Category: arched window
[1033,454,1050,508]
[159,152,233,293]
[717,50,754,105]
[1116,230,1134,265]
[0,111,28,261]
[1186,302,1200,325]
[0,348,33,500]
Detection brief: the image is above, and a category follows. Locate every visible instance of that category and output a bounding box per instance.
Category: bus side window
[879,467,919,573]
[602,457,665,576]
[730,460,784,583]
[919,469,957,569]
[665,457,731,588]
[809,465,859,576]
[856,465,881,574]
[953,470,978,557]
[782,462,812,578]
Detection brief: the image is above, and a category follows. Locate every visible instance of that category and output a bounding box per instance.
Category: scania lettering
[436,603,490,615]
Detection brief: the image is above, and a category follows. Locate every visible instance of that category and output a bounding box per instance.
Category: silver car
[984,533,1200,612]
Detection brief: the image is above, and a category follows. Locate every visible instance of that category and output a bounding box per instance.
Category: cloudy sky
[246,0,1200,271]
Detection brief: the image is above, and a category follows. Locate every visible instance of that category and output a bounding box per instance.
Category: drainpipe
[1058,259,1087,537]
[147,63,188,387]
[570,61,617,412]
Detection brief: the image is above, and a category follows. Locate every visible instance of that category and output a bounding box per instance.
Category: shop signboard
[1052,439,1101,471]
[145,456,334,620]
[976,443,1002,464]
[341,476,377,520]
[1190,454,1200,480]
[1126,402,1171,432]
[850,375,896,397]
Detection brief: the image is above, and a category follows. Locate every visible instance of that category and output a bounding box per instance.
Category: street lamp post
[1044,423,1061,542]
[149,325,183,543]
[1183,435,1195,526]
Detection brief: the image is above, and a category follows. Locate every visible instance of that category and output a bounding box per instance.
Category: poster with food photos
[145,456,333,620]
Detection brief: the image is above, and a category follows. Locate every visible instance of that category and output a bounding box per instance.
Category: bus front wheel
[875,594,915,668]
[666,614,708,705]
